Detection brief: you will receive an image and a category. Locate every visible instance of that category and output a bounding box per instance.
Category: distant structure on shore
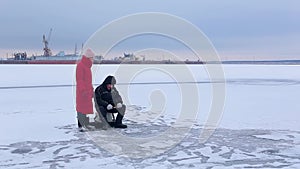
[2,29,206,64]
[42,28,52,57]
[13,52,28,60]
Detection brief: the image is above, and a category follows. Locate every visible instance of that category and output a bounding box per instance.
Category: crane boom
[43,28,52,56]
[47,28,52,43]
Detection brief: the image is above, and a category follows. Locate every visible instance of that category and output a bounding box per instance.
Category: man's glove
[107,104,113,110]
[116,103,122,109]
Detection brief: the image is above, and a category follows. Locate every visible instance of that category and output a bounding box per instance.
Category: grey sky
[0,0,299,59]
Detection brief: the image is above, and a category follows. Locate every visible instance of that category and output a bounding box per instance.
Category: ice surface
[0,64,300,168]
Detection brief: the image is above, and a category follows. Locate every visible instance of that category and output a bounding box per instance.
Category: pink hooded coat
[76,55,94,114]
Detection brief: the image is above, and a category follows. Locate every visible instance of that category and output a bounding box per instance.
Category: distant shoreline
[221,60,300,65]
[1,59,300,65]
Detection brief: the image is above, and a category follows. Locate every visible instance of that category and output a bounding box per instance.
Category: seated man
[94,75,127,128]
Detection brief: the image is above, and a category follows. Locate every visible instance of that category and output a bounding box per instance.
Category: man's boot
[114,114,127,128]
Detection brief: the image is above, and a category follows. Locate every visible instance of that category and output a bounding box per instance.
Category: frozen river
[0,64,299,168]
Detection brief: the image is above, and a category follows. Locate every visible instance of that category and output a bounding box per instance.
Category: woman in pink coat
[76,49,95,130]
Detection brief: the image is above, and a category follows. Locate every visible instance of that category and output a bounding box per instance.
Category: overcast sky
[0,0,299,60]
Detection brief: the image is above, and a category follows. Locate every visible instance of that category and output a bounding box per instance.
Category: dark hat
[103,75,116,85]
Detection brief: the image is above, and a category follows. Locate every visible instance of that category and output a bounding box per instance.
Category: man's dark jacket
[95,76,123,108]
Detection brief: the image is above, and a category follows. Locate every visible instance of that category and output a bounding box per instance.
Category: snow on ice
[0,64,300,168]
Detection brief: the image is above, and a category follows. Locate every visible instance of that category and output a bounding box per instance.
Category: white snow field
[0,64,300,169]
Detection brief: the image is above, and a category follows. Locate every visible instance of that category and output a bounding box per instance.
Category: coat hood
[102,75,116,85]
[81,55,92,68]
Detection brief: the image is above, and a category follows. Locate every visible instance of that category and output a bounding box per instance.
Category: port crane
[43,28,52,56]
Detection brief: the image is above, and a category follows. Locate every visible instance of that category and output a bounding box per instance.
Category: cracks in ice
[0,116,300,168]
